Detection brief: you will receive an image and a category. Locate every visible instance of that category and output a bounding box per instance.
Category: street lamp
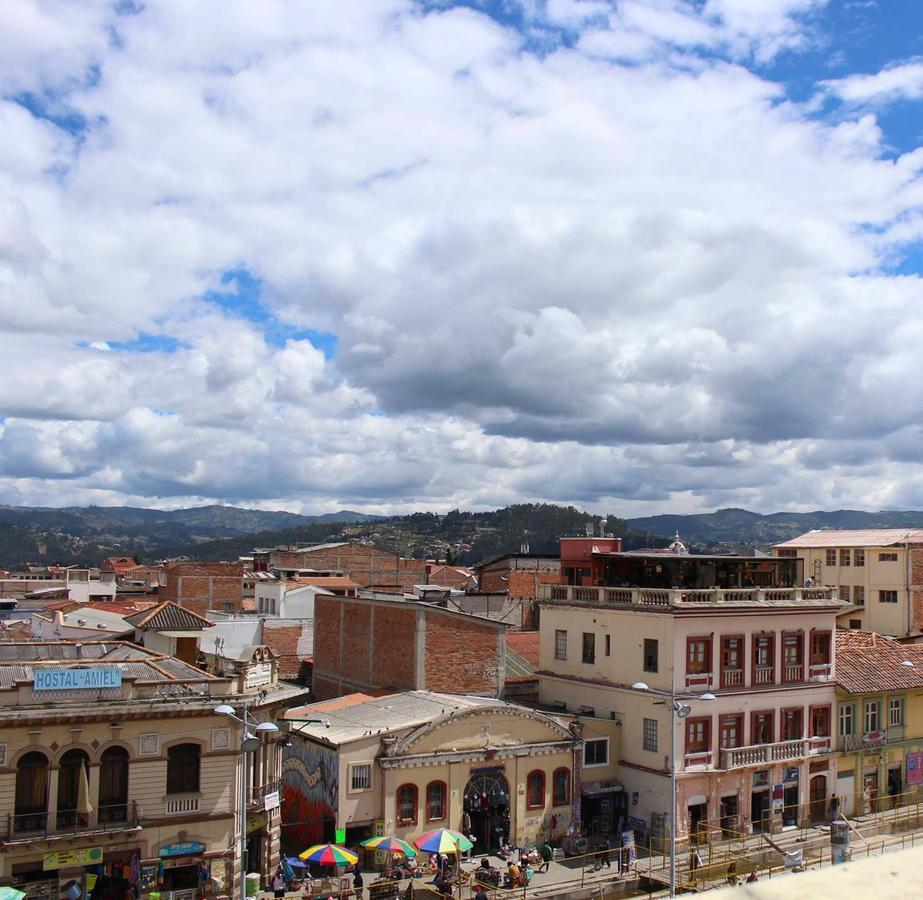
[631,681,715,897]
[216,705,279,900]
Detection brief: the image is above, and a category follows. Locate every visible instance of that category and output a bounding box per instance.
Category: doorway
[864,771,879,814]
[750,791,770,833]
[809,776,827,824]
[688,803,708,844]
[782,785,799,827]
[719,795,739,837]
[464,771,510,855]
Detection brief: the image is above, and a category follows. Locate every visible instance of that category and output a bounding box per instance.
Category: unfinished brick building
[474,553,560,599]
[312,594,507,700]
[160,560,245,615]
[269,542,426,593]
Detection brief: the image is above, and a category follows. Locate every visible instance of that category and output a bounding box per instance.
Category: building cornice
[379,739,578,769]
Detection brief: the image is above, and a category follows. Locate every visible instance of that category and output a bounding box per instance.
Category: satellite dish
[676,704,692,719]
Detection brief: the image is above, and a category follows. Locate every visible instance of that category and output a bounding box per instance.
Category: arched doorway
[15,751,49,833]
[99,747,129,823]
[58,749,91,829]
[810,775,828,824]
[463,771,510,854]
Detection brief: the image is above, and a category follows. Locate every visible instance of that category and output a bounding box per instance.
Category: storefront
[11,846,142,900]
[580,782,624,837]
[155,842,207,900]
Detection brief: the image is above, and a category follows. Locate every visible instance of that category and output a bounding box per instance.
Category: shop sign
[159,842,206,858]
[263,790,280,811]
[784,767,800,783]
[247,814,266,834]
[43,847,103,870]
[34,669,122,691]
[161,857,199,870]
[244,662,272,690]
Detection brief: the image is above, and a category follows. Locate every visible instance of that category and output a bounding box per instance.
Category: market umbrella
[412,829,473,855]
[360,836,418,857]
[283,857,308,869]
[77,762,93,816]
[0,887,26,900]
[297,844,359,867]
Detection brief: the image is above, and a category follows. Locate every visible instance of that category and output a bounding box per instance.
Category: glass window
[687,638,711,674]
[811,706,831,737]
[855,549,865,567]
[554,630,567,661]
[840,549,851,566]
[552,768,570,806]
[754,634,774,668]
[582,632,595,664]
[643,718,658,752]
[166,744,200,794]
[865,700,881,733]
[752,712,773,745]
[839,704,854,737]
[584,738,608,767]
[810,632,831,664]
[722,637,741,670]
[879,590,899,604]
[720,715,742,749]
[426,782,446,820]
[99,747,129,822]
[840,585,850,603]
[351,764,372,792]
[643,639,658,673]
[855,586,865,606]
[526,771,545,809]
[397,784,418,824]
[686,718,710,753]
[826,549,836,567]
[879,552,898,562]
[782,708,803,740]
[889,697,904,728]
[605,634,611,657]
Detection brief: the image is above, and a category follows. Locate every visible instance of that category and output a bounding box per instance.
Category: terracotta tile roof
[124,600,215,631]
[835,629,923,693]
[776,529,923,548]
[507,630,540,667]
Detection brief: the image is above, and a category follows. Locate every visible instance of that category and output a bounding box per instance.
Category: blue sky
[2,0,923,515]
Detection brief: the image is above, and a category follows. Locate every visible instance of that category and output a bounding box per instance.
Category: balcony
[809,662,832,681]
[840,731,887,752]
[685,671,713,689]
[722,737,830,770]
[783,663,803,683]
[249,779,282,811]
[684,750,713,769]
[3,802,139,844]
[543,585,837,607]
[753,666,774,685]
[164,795,200,814]
[722,669,743,688]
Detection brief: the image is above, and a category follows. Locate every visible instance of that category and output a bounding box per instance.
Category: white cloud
[823,59,923,105]
[0,0,922,517]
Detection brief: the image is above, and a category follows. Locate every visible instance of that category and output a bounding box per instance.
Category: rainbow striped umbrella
[360,836,417,857]
[412,829,473,854]
[298,844,359,866]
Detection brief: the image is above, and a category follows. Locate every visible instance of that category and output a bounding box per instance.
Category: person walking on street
[600,837,611,869]
[271,868,286,899]
[539,841,553,874]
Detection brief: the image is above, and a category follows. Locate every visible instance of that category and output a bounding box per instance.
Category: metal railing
[543,584,837,606]
[4,802,138,841]
[250,779,282,809]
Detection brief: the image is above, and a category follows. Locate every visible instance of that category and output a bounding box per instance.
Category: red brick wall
[507,570,560,601]
[910,546,923,631]
[424,615,501,696]
[272,544,425,592]
[312,595,504,700]
[160,561,245,612]
[262,619,314,682]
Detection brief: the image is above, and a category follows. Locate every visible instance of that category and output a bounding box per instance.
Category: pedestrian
[272,868,287,899]
[830,794,840,821]
[352,869,364,900]
[539,841,553,874]
[475,890,488,900]
[600,837,611,869]
[803,576,814,588]
[726,861,740,886]
[746,871,758,883]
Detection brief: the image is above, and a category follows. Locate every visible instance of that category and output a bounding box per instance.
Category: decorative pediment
[391,705,573,757]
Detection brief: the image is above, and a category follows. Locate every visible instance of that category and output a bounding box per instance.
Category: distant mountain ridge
[2,501,923,569]
[625,507,923,549]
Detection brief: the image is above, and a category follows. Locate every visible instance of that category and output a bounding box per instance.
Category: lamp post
[216,704,279,900]
[631,682,715,897]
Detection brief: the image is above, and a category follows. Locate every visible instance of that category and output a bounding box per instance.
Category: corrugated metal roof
[775,529,923,548]
[504,647,537,683]
[507,631,540,667]
[285,690,504,745]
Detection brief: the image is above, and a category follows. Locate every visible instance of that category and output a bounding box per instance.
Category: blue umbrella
[284,857,308,869]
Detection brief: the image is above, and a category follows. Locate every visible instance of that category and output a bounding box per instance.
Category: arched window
[57,749,90,829]
[397,784,418,826]
[526,770,545,810]
[14,751,48,833]
[167,744,201,794]
[552,768,570,807]
[426,781,447,821]
[100,746,130,823]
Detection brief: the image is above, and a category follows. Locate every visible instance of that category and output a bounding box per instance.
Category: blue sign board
[159,842,206,858]
[34,668,123,690]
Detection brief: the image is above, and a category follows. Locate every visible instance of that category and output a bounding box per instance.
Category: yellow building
[280,690,598,857]
[774,529,923,636]
[0,641,304,900]
[834,630,923,817]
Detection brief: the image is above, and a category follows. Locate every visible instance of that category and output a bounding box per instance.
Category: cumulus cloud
[823,59,923,105]
[0,0,922,516]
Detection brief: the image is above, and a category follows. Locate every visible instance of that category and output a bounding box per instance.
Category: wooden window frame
[684,716,711,754]
[554,629,567,661]
[526,770,546,810]
[781,706,804,741]
[686,635,713,687]
[425,781,447,822]
[810,704,832,738]
[720,634,745,688]
[751,633,775,686]
[809,630,832,666]
[781,631,805,683]
[396,783,419,826]
[719,714,743,750]
[552,768,570,807]
[750,709,775,745]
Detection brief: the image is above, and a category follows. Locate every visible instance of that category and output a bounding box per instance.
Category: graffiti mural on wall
[281,740,339,853]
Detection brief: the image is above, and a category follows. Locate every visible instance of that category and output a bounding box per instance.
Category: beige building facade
[774,529,923,636]
[0,641,301,900]
[281,691,586,857]
[538,580,845,844]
